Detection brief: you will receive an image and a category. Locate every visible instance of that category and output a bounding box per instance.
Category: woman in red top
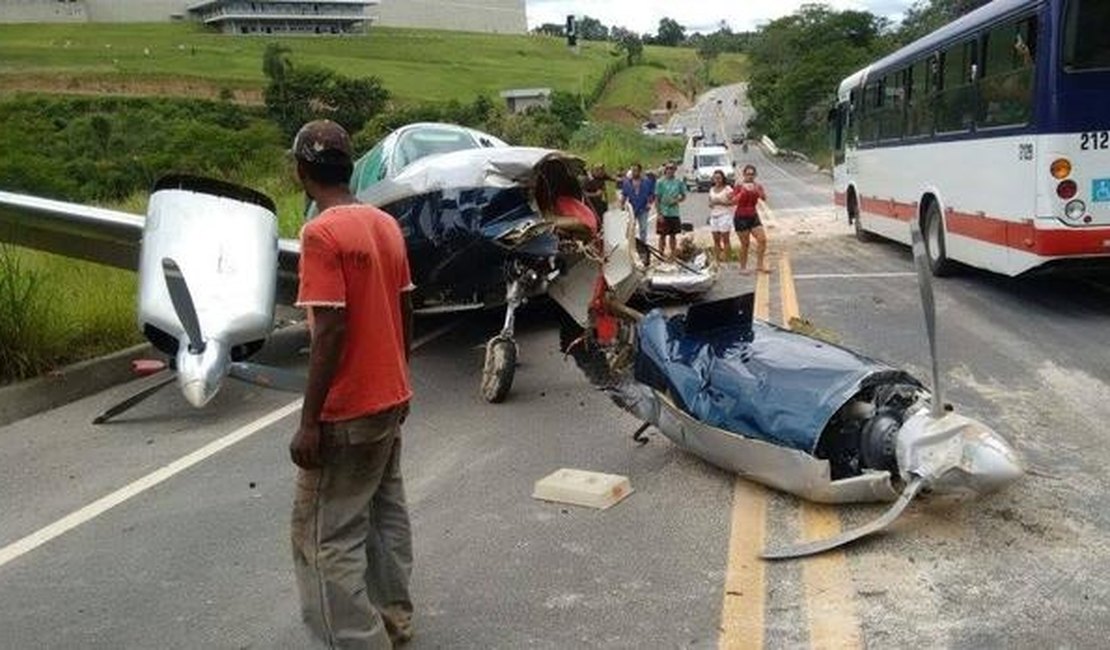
[732,164,770,274]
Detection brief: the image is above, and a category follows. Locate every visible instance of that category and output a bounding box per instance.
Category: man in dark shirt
[582,163,614,219]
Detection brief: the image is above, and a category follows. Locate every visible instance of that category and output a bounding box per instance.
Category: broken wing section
[0,190,144,269]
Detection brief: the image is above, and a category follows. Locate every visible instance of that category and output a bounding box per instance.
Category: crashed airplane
[0,122,717,419]
[551,209,1024,558]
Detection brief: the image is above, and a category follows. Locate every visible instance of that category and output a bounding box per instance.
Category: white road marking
[0,400,302,569]
[794,272,917,280]
[0,319,459,570]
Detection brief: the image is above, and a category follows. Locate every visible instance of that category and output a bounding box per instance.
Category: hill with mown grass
[0,23,744,107]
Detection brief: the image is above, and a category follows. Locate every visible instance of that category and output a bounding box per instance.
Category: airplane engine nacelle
[138,175,278,357]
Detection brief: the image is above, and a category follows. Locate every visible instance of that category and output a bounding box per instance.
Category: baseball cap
[291,119,353,164]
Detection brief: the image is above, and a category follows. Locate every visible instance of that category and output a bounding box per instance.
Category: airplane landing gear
[480,268,533,403]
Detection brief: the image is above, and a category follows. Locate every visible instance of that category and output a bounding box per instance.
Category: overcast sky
[525,0,918,35]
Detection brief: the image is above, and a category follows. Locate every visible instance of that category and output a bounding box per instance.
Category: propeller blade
[229,362,306,393]
[162,257,205,354]
[93,374,177,424]
[762,477,925,560]
[909,221,944,419]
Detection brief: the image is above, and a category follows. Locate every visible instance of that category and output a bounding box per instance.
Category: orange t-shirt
[296,204,413,421]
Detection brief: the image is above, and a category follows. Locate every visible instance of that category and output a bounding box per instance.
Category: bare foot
[758,267,773,274]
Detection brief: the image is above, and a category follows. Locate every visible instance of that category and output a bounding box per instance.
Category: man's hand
[290,422,323,469]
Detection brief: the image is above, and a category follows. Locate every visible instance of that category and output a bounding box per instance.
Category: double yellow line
[718,252,863,650]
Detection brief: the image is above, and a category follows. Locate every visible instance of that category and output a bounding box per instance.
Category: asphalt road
[4,94,1110,647]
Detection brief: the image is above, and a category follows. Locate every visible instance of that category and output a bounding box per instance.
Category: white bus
[830,0,1110,275]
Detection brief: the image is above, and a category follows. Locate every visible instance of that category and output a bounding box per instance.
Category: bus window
[978,17,1036,128]
[906,58,933,137]
[860,80,880,144]
[879,71,904,141]
[1063,0,1110,71]
[936,39,978,133]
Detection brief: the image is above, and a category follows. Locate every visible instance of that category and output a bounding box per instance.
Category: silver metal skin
[0,190,143,270]
[611,381,901,504]
[896,407,1025,498]
[176,337,231,408]
[138,187,278,351]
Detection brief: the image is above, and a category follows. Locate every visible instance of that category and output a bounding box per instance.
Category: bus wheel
[923,202,954,277]
[849,194,873,242]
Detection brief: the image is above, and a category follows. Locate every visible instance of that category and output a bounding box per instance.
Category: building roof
[498,88,552,98]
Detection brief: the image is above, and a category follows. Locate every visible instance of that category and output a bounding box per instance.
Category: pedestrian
[289,119,416,649]
[654,162,685,258]
[707,169,734,263]
[732,163,770,274]
[620,162,655,244]
[582,163,614,220]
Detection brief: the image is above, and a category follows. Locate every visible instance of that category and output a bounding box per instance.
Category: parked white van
[681,144,734,192]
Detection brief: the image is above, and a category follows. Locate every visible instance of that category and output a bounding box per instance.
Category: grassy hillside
[0,23,743,105]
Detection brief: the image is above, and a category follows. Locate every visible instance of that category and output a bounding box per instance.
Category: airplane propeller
[162,257,205,354]
[762,218,1017,560]
[229,361,306,393]
[90,257,304,424]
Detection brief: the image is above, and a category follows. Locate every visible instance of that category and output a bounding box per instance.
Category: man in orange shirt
[288,120,415,649]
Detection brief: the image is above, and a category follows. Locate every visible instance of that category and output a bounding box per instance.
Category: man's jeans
[292,407,413,649]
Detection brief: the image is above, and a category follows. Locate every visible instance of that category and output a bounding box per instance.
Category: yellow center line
[719,480,767,650]
[780,251,864,650]
[718,263,772,650]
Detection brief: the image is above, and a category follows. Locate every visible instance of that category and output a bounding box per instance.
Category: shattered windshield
[1063,0,1110,71]
[395,128,480,169]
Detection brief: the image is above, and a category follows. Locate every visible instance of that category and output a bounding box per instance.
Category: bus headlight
[1065,200,1086,220]
[1051,158,1072,179]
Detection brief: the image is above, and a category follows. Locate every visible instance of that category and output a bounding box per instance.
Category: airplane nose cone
[181,379,216,408]
[963,432,1024,494]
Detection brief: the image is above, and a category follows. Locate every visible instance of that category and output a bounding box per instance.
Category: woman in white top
[707,169,734,262]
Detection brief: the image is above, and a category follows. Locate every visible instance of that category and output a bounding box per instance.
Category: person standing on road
[289,119,416,649]
[732,163,770,274]
[707,170,734,263]
[654,162,686,258]
[620,163,655,243]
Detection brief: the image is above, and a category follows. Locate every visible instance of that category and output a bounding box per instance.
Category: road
[4,103,1110,647]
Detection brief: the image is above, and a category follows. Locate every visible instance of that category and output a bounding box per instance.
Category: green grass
[0,24,693,104]
[0,24,748,106]
[569,123,685,175]
[0,245,140,381]
[593,65,677,119]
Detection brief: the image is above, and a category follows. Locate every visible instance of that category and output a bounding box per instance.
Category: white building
[375,0,524,34]
[0,0,528,33]
[187,0,376,35]
[500,88,550,114]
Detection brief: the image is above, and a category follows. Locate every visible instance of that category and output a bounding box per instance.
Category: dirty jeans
[292,407,413,650]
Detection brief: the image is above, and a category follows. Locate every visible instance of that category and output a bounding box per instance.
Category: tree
[745,5,890,153]
[533,23,564,37]
[262,43,294,126]
[897,0,992,44]
[611,27,643,66]
[578,15,609,41]
[656,17,686,47]
[264,63,390,138]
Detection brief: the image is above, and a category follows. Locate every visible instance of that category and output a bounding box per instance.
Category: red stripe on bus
[834,191,847,207]
[858,195,1110,256]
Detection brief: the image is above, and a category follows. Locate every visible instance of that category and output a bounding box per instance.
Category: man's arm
[290,306,346,469]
